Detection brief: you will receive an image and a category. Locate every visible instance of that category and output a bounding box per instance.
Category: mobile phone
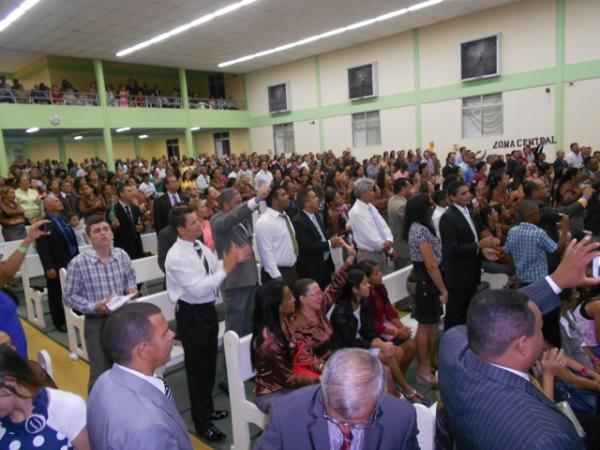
[593,257,600,279]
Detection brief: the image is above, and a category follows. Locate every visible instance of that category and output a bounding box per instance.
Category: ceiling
[0,0,518,73]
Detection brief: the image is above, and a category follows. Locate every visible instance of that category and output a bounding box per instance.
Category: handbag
[291,342,321,380]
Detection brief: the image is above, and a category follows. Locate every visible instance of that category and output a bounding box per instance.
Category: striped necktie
[158,376,174,402]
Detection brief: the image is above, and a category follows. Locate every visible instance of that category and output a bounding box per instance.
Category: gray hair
[218,188,238,209]
[321,348,385,420]
[353,177,375,200]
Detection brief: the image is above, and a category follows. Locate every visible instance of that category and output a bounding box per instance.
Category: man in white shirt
[431,190,450,239]
[165,206,251,442]
[255,183,298,286]
[238,160,254,185]
[195,165,210,194]
[348,178,393,271]
[255,160,274,191]
[565,142,583,168]
[138,172,156,198]
[88,303,193,450]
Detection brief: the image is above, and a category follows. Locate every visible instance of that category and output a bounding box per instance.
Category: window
[268,83,290,113]
[462,93,503,138]
[273,123,295,154]
[208,73,225,99]
[166,138,180,158]
[352,111,381,147]
[214,132,230,157]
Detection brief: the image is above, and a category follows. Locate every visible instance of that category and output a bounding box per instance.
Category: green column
[178,68,194,157]
[133,136,142,159]
[314,56,325,152]
[412,29,423,149]
[94,139,100,158]
[0,129,8,177]
[57,135,67,165]
[554,0,566,151]
[93,59,115,170]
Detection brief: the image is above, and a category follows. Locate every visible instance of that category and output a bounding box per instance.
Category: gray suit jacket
[87,365,193,450]
[387,195,409,259]
[211,201,258,289]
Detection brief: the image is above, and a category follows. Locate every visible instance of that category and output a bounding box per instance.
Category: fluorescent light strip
[190,126,200,131]
[0,0,41,33]
[219,0,443,68]
[25,127,39,134]
[73,136,83,140]
[138,134,148,139]
[116,127,131,133]
[116,0,258,57]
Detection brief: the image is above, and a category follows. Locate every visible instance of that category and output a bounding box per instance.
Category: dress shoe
[209,410,229,421]
[198,423,226,442]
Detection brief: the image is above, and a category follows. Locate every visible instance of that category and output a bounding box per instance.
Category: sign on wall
[492,135,556,149]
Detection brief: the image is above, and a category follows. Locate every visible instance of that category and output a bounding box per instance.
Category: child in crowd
[68,212,87,245]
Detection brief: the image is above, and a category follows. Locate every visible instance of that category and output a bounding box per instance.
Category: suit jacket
[387,195,409,259]
[157,225,178,273]
[439,279,584,450]
[439,204,481,290]
[59,193,80,218]
[153,193,188,232]
[211,201,258,289]
[254,385,419,450]
[292,210,334,289]
[36,214,79,275]
[113,202,144,260]
[88,365,193,450]
[330,298,378,351]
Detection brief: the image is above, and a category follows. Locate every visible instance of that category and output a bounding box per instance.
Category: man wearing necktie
[59,179,79,219]
[293,187,344,289]
[153,175,188,232]
[165,206,251,442]
[112,184,144,260]
[36,194,80,332]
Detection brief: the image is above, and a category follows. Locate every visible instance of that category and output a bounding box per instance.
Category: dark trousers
[84,315,111,392]
[444,287,477,331]
[176,300,218,433]
[46,276,66,329]
[261,266,297,287]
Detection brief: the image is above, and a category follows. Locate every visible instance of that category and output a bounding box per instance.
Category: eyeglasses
[323,410,376,431]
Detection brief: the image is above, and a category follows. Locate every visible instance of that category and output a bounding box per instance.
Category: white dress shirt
[165,238,225,304]
[255,169,274,190]
[239,169,255,185]
[196,174,210,192]
[255,207,297,279]
[453,203,478,242]
[114,364,166,394]
[139,181,157,197]
[348,199,393,252]
[565,151,583,169]
[432,205,447,239]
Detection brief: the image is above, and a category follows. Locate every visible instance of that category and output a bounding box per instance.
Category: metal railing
[0,89,99,106]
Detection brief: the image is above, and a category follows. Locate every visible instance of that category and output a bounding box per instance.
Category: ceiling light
[116,127,130,133]
[25,127,39,134]
[218,0,444,68]
[116,0,259,57]
[0,0,42,33]
[73,135,83,140]
[190,127,200,131]
[138,134,148,139]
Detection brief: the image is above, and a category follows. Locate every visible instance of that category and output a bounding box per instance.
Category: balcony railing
[0,89,99,106]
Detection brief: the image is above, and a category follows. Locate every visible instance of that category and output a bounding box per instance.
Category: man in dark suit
[59,179,79,218]
[254,348,419,450]
[36,194,79,331]
[112,184,144,260]
[293,187,343,289]
[439,181,499,330]
[153,175,188,232]
[438,238,599,450]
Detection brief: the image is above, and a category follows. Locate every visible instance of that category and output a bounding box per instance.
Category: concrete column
[178,68,194,157]
[57,135,67,165]
[0,129,8,177]
[93,59,115,170]
[133,136,142,159]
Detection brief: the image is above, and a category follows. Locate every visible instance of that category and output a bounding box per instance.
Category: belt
[176,299,216,308]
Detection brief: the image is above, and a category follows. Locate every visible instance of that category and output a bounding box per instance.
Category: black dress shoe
[209,410,229,421]
[198,423,226,442]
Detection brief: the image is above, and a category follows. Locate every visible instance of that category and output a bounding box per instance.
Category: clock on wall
[49,115,60,126]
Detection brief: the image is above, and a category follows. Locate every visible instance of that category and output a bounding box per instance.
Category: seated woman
[573,292,600,358]
[251,282,318,413]
[0,346,90,449]
[358,260,416,366]
[78,184,107,220]
[478,205,514,276]
[330,268,426,403]
[0,332,56,388]
[285,240,356,363]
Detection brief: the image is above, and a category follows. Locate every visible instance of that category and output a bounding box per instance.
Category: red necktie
[339,428,353,450]
[65,195,72,212]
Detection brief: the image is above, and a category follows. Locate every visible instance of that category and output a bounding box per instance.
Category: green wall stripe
[555,0,566,150]
[243,72,253,153]
[314,55,325,152]
[412,29,422,149]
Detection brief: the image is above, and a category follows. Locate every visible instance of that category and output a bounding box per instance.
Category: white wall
[564,78,600,147]
[250,126,274,154]
[566,0,600,64]
[293,120,320,154]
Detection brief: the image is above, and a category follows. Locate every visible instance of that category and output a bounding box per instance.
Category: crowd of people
[1,141,600,449]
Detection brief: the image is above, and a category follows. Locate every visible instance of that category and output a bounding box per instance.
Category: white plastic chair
[141,232,158,254]
[224,331,267,450]
[37,349,53,378]
[414,403,436,450]
[382,265,413,303]
[59,268,89,361]
[21,253,48,328]
[132,254,164,284]
[481,272,509,290]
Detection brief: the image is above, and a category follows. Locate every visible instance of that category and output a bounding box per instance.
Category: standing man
[565,142,583,168]
[255,160,274,191]
[112,184,144,260]
[165,206,251,442]
[387,178,411,270]
[292,187,343,289]
[348,178,393,272]
[36,194,79,332]
[211,185,269,337]
[59,179,79,218]
[88,303,193,450]
[63,215,137,391]
[439,181,499,330]
[255,183,298,286]
[153,175,188,232]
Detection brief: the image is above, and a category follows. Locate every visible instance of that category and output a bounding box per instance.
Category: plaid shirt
[505,222,557,284]
[63,247,137,314]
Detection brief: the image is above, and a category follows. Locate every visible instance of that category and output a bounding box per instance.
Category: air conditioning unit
[268,83,290,113]
[460,34,501,81]
[348,63,378,101]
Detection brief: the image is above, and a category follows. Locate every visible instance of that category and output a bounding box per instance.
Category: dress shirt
[15,188,43,221]
[195,174,210,192]
[565,151,583,169]
[431,205,447,239]
[327,420,365,450]
[239,169,255,185]
[114,364,166,395]
[303,210,330,260]
[255,207,297,279]
[165,238,225,304]
[453,203,478,242]
[139,181,157,197]
[167,192,181,206]
[348,199,393,252]
[505,222,557,284]
[255,170,274,190]
[63,247,137,315]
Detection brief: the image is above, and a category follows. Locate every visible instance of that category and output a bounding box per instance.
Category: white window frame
[461,93,503,138]
[273,123,295,154]
[352,111,381,147]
